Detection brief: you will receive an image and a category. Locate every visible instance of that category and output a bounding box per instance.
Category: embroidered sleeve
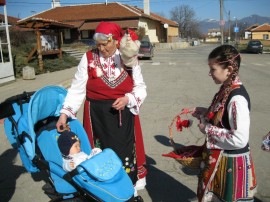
[125,64,147,115]
[60,53,88,118]
[205,95,250,150]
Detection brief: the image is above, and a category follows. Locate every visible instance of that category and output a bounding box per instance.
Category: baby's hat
[57,130,79,156]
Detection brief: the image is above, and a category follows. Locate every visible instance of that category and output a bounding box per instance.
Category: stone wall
[154,42,190,50]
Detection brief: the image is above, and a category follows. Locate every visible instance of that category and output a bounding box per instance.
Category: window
[64,29,71,39]
[263,34,269,40]
[81,30,89,39]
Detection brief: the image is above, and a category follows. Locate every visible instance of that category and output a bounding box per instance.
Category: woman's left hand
[0,118,5,124]
[112,96,129,110]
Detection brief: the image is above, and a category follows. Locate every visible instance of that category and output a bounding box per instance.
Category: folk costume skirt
[202,151,257,202]
[85,98,137,184]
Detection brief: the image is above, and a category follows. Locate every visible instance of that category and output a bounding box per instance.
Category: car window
[249,41,261,46]
[140,41,150,48]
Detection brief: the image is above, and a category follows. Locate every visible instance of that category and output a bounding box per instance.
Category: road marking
[252,63,265,66]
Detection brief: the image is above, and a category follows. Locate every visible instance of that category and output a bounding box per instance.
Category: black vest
[222,85,251,154]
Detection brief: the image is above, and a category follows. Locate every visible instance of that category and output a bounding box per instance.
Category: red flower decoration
[176,115,191,132]
[207,112,214,120]
[89,67,103,78]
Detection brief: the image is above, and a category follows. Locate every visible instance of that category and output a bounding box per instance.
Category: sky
[2,0,270,21]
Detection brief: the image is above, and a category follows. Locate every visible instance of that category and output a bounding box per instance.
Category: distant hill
[199,14,270,34]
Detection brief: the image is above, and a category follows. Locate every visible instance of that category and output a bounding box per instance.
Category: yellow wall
[252,31,270,40]
[168,26,178,36]
[138,19,159,43]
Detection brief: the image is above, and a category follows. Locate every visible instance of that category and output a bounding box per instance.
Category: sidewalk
[0,67,76,103]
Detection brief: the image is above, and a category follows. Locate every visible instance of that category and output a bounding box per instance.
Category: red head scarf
[95,21,123,41]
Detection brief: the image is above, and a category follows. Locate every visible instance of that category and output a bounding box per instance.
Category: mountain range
[199,14,270,34]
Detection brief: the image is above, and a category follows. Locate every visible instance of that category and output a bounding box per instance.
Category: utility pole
[228,11,231,43]
[220,0,224,45]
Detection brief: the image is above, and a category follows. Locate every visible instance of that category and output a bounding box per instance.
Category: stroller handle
[4,91,35,103]
[0,91,35,119]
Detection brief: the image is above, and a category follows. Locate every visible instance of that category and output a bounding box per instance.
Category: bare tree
[170,5,201,39]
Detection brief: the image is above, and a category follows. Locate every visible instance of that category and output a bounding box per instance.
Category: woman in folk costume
[192,45,257,202]
[56,21,147,202]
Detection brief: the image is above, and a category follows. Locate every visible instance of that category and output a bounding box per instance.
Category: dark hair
[207,45,241,126]
[208,44,241,70]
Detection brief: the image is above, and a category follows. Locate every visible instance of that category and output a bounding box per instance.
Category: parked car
[246,40,263,54]
[138,41,154,59]
[80,39,96,47]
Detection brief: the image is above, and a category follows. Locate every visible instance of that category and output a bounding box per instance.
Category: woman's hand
[0,118,5,124]
[112,96,129,110]
[56,113,68,132]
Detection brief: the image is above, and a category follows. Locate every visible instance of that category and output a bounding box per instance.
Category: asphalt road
[0,44,270,202]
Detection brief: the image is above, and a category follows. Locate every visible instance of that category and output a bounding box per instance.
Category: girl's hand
[112,96,129,110]
[198,123,207,134]
[192,107,208,119]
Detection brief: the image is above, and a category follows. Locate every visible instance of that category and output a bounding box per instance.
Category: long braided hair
[207,45,241,126]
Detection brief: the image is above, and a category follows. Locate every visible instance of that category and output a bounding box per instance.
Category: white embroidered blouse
[60,49,147,118]
[205,82,250,150]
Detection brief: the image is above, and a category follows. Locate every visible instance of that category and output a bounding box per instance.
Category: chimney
[51,0,61,8]
[144,0,150,15]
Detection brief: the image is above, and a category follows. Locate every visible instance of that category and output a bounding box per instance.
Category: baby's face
[69,141,81,155]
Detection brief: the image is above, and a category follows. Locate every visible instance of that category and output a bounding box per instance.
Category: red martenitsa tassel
[176,115,191,132]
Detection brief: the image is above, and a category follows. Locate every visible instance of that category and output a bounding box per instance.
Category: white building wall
[138,19,159,43]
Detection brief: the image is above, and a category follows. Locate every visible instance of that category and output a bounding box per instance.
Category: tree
[225,21,251,41]
[170,5,201,39]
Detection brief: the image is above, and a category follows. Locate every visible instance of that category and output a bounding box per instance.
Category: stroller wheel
[59,196,95,202]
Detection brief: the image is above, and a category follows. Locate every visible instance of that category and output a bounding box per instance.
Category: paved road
[0,44,270,202]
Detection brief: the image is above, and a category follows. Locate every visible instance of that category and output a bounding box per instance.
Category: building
[205,28,221,42]
[250,23,270,40]
[17,1,179,44]
[0,1,15,85]
[244,24,259,39]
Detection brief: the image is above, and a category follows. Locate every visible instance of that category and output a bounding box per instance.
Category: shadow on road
[0,148,51,201]
[0,149,26,202]
[145,155,197,202]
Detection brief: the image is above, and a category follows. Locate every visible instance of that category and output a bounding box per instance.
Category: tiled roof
[80,20,139,31]
[124,5,178,27]
[245,24,259,31]
[0,13,20,25]
[67,21,85,28]
[22,3,142,22]
[251,23,270,32]
[18,2,178,28]
[150,13,178,27]
[17,18,74,29]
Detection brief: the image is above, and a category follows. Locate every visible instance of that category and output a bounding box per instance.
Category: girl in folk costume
[56,22,147,202]
[192,45,257,202]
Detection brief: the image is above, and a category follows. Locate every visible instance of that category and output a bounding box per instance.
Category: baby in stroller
[58,130,102,171]
[0,85,135,202]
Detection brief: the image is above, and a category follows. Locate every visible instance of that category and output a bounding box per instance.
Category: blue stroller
[0,85,134,202]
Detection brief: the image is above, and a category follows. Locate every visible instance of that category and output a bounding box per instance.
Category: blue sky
[3,0,270,21]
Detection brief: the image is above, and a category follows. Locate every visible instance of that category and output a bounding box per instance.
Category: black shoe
[134,196,144,202]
